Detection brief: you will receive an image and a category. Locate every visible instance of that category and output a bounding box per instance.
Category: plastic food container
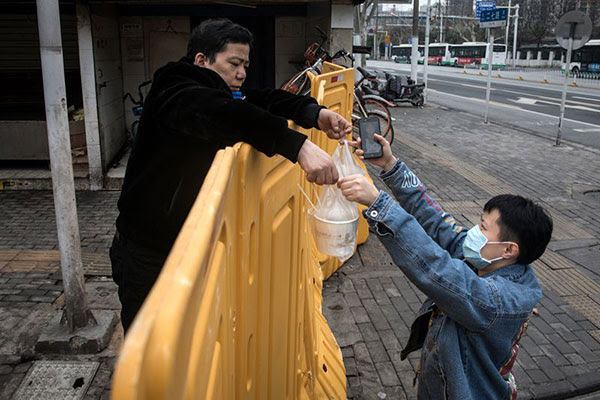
[308,208,359,260]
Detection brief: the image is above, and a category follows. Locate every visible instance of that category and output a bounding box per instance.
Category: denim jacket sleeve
[379,159,466,258]
[364,191,498,332]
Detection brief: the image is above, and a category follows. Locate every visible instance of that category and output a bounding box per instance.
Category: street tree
[354,0,378,65]
[447,19,483,43]
[522,0,554,46]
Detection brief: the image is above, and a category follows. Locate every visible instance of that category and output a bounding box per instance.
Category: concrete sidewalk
[323,103,600,399]
[0,192,121,399]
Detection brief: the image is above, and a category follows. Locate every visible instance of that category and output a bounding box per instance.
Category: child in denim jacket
[338,135,553,399]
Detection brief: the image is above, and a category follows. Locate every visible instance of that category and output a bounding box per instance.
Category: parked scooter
[357,67,425,107]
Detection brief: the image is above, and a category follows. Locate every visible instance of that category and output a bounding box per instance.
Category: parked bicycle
[281,28,394,143]
[123,80,152,139]
[353,67,395,144]
[281,27,352,96]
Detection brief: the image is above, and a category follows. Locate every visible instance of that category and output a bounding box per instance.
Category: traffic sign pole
[512,5,519,67]
[554,10,592,146]
[484,28,494,124]
[556,24,575,146]
[505,0,511,60]
[423,0,431,105]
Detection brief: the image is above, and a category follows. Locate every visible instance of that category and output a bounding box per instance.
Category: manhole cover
[584,190,600,202]
[13,360,99,400]
[572,183,600,204]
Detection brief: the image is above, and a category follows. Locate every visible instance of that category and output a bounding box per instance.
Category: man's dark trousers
[109,231,168,333]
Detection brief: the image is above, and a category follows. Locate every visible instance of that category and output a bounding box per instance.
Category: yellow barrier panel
[112,65,371,399]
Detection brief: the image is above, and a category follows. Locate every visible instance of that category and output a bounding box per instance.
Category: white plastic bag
[309,141,365,261]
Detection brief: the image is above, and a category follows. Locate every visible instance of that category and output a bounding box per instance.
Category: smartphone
[358,117,383,159]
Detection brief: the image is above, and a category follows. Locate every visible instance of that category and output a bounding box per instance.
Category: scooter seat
[357,66,377,80]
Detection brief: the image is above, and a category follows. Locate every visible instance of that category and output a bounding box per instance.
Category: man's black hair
[484,194,553,265]
[187,18,253,62]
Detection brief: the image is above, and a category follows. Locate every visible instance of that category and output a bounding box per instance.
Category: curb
[530,376,600,400]
[456,69,600,91]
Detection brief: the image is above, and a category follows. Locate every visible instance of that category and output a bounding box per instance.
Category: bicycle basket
[304,43,325,64]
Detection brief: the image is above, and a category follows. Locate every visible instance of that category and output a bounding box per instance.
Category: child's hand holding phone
[350,125,396,172]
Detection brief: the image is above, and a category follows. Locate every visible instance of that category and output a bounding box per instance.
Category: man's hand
[337,174,380,206]
[348,134,396,172]
[317,109,352,140]
[297,140,339,185]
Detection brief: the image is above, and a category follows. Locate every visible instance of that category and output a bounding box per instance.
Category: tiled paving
[0,190,120,400]
[323,104,600,400]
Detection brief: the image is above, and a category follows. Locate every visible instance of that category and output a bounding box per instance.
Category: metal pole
[411,0,420,83]
[76,0,103,191]
[484,28,494,124]
[424,0,431,104]
[556,24,575,146]
[439,1,444,42]
[512,5,519,67]
[375,3,380,60]
[36,0,94,331]
[505,0,512,63]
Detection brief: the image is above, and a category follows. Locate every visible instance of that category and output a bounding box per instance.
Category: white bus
[566,39,600,75]
[418,43,452,65]
[391,44,411,63]
[392,44,424,63]
[449,42,507,68]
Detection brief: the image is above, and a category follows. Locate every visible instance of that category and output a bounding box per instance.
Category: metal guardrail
[459,65,600,87]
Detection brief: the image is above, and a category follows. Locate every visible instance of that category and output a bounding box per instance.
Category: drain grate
[13,360,99,400]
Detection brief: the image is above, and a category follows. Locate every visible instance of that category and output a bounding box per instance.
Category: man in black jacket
[110,18,352,332]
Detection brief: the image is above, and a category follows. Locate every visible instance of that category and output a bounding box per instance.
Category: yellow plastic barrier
[112,65,371,400]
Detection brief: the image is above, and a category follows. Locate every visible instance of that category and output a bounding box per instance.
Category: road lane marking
[509,97,600,113]
[574,128,600,132]
[428,78,600,109]
[512,97,539,105]
[428,89,600,129]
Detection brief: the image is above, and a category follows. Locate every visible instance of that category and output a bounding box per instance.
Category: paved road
[366,61,600,150]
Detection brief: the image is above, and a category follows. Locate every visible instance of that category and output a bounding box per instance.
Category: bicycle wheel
[363,99,393,141]
[351,110,394,146]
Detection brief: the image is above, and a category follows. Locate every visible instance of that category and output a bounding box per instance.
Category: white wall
[275,17,307,88]
[92,4,125,171]
[120,16,190,133]
[274,3,333,88]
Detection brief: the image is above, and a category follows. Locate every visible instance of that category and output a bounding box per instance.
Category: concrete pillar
[76,0,103,190]
[353,33,363,81]
[549,50,555,64]
[537,50,542,67]
[36,0,94,331]
[330,1,353,68]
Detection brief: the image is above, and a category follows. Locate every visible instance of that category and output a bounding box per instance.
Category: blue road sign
[476,1,496,18]
[480,7,508,28]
